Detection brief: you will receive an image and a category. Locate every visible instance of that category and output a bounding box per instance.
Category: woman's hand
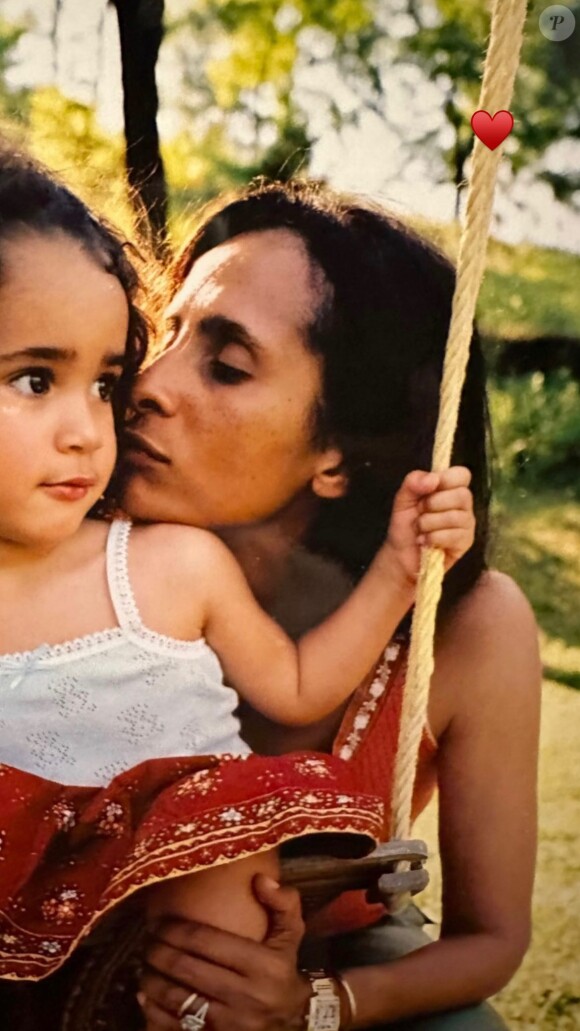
[383,466,475,585]
[138,876,311,1031]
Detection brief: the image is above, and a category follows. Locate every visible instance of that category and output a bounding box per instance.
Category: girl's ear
[312,448,348,499]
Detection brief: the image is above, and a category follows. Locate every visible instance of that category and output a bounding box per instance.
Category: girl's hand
[138,877,310,1031]
[383,466,475,586]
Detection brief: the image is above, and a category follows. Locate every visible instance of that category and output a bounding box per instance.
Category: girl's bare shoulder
[124,522,233,638]
[129,521,226,567]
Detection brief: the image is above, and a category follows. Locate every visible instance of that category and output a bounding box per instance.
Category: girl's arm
[140,572,541,1029]
[200,467,474,726]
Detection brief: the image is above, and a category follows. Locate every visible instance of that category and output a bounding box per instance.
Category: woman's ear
[312,449,348,499]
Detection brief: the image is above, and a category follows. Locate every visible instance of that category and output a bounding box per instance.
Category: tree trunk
[111,0,168,256]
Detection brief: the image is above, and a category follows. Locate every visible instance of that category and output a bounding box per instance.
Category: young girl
[0,148,474,977]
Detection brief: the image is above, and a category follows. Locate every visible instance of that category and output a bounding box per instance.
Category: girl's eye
[92,374,120,403]
[209,359,251,386]
[10,369,53,396]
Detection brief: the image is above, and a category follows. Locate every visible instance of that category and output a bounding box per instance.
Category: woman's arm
[139,572,541,1028]
[196,468,474,726]
[337,572,541,1025]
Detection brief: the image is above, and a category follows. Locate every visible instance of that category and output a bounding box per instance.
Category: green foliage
[167,0,382,187]
[490,372,580,490]
[512,0,580,186]
[398,0,580,206]
[0,15,29,124]
[24,87,134,235]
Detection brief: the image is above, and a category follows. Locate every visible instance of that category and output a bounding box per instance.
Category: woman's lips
[41,477,96,502]
[124,431,170,465]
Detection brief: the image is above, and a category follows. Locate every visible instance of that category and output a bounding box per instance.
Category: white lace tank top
[0,519,250,786]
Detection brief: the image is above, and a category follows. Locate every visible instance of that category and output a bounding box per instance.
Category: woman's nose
[132,350,181,417]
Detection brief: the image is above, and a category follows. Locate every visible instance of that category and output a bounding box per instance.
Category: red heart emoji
[471,110,514,151]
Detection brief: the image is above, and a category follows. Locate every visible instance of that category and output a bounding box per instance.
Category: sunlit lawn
[411,218,580,342]
[415,486,580,1029]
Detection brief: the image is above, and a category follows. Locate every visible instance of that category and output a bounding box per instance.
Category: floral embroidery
[293,757,333,778]
[97,801,126,837]
[41,887,83,924]
[338,640,402,760]
[0,751,384,980]
[176,768,221,797]
[51,799,77,832]
[219,807,244,824]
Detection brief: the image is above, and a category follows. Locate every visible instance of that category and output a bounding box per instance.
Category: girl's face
[125,229,342,530]
[0,230,128,551]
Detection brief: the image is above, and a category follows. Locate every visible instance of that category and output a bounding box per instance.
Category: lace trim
[107,518,142,633]
[106,518,217,657]
[1,520,216,669]
[0,629,126,666]
[0,626,213,669]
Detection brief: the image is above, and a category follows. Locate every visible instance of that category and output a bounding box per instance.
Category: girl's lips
[41,478,96,502]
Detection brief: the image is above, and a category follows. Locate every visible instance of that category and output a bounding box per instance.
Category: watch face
[311,997,341,1031]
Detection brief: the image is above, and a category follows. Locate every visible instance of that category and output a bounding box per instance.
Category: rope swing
[391,0,529,845]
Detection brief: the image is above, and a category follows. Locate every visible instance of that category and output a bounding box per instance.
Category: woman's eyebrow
[198,314,264,355]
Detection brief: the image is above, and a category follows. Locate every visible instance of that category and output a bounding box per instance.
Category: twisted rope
[391,0,528,844]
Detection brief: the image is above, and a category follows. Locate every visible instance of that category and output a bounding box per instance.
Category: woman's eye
[92,374,119,402]
[209,359,251,385]
[10,369,53,396]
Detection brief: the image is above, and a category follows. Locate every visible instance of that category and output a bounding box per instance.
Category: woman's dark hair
[175,180,491,613]
[0,145,148,462]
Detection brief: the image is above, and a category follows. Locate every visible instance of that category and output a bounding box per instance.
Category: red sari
[0,750,384,981]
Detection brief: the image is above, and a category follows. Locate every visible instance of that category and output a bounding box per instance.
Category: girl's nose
[55,398,105,454]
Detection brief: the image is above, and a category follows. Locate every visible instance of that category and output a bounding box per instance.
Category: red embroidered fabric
[313,635,438,937]
[0,752,384,981]
[0,637,436,980]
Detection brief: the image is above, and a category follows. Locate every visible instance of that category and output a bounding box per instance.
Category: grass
[410,218,580,342]
[414,486,580,1028]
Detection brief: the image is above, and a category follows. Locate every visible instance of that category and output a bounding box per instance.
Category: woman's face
[124,229,340,529]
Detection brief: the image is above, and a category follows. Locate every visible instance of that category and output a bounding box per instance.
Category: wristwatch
[304,972,342,1031]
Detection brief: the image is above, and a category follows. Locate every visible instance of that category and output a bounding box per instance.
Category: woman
[2,180,540,1030]
[122,182,540,1030]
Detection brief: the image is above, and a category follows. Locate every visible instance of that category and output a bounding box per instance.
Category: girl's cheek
[0,395,33,418]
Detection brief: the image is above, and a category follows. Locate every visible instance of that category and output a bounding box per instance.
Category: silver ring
[178,992,199,1018]
[180,998,210,1031]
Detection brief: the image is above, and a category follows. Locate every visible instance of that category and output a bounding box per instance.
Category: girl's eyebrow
[0,346,125,367]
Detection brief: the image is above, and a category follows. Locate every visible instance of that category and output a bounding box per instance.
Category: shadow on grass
[544,667,580,692]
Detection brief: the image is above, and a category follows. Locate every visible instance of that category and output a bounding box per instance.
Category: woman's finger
[253,875,304,953]
[139,992,180,1030]
[150,919,265,977]
[145,940,242,999]
[139,971,216,1020]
